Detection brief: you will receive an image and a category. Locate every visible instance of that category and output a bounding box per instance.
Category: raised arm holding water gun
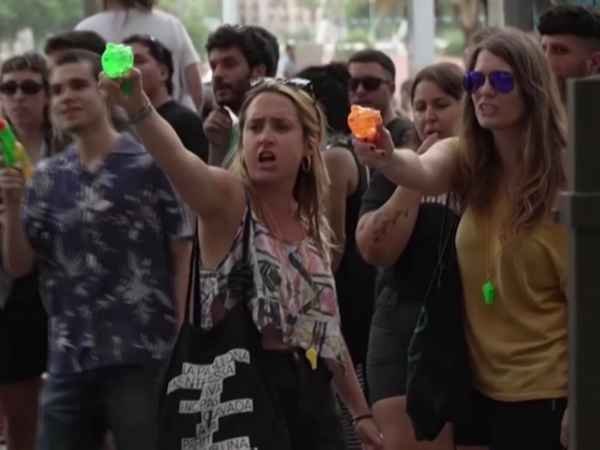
[0,119,36,276]
[0,119,33,179]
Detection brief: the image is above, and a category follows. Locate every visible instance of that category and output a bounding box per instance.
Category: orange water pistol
[347,105,382,143]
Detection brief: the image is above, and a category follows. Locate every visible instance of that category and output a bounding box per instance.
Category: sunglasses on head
[0,79,44,96]
[350,76,386,92]
[251,77,315,98]
[463,71,515,95]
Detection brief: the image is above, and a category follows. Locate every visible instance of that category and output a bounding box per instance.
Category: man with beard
[538,4,600,99]
[203,25,278,167]
[348,49,414,148]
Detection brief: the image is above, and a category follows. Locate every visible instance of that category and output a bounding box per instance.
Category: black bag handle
[418,193,458,307]
[184,207,253,326]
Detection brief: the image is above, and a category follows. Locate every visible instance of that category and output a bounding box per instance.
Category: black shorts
[455,391,567,450]
[263,349,347,450]
[366,287,423,404]
[0,294,47,384]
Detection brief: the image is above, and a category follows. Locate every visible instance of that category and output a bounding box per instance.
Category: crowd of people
[0,0,599,449]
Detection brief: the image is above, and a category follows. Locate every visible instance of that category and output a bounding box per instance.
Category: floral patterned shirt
[200,210,344,362]
[22,135,192,375]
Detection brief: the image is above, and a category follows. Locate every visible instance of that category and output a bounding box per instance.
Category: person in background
[124,34,208,162]
[348,48,414,323]
[76,0,204,113]
[357,62,477,450]
[348,49,413,148]
[0,52,65,450]
[297,62,375,450]
[44,30,137,139]
[282,44,296,77]
[44,30,107,69]
[355,28,568,450]
[253,26,280,72]
[538,4,600,98]
[398,78,413,119]
[202,25,277,167]
[0,49,192,450]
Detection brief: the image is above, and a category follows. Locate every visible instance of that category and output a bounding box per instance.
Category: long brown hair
[457,28,567,237]
[230,81,332,259]
[0,53,68,155]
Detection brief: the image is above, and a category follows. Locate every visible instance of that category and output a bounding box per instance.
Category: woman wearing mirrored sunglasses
[0,52,66,450]
[354,29,568,450]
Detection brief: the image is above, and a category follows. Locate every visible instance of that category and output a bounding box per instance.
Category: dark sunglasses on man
[349,76,388,92]
[0,80,45,96]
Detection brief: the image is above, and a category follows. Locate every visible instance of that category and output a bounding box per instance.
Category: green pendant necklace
[483,217,496,306]
[482,279,495,305]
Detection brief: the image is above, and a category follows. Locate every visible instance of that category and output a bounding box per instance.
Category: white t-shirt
[76,8,200,110]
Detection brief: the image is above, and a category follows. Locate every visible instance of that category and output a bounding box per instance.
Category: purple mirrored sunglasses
[463,71,515,95]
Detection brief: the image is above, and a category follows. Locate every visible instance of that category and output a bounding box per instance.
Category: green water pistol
[0,119,33,178]
[101,43,134,95]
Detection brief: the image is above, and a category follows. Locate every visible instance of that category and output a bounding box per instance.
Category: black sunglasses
[0,79,44,96]
[349,76,387,92]
[250,77,315,98]
[463,71,515,95]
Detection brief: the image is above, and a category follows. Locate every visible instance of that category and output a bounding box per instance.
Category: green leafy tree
[182,19,210,59]
[1,0,82,44]
[83,0,99,17]
[346,0,407,19]
[447,0,485,45]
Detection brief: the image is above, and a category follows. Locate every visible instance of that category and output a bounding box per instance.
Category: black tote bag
[405,195,473,441]
[157,212,292,450]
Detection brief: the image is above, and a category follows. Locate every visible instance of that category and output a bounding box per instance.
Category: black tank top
[327,137,376,364]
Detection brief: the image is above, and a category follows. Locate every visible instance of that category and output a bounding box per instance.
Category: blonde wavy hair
[0,52,69,155]
[230,79,332,258]
[457,28,567,237]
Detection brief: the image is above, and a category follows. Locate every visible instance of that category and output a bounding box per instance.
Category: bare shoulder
[324,145,355,168]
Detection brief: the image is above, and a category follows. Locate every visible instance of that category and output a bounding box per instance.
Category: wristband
[128,99,152,124]
[351,414,373,427]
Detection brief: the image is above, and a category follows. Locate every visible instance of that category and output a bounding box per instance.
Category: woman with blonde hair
[99,69,383,449]
[355,28,568,450]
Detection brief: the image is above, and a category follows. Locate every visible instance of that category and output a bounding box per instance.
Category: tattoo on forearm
[372,207,410,243]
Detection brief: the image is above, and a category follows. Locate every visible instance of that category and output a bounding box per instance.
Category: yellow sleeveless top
[455,186,567,401]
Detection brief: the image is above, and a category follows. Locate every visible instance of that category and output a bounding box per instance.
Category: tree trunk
[450,0,483,48]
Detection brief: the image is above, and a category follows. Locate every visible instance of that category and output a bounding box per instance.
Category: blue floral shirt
[22,135,192,375]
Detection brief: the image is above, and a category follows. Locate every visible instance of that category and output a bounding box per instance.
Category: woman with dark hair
[357,28,568,450]
[76,0,204,113]
[296,62,375,449]
[356,62,467,450]
[0,52,62,450]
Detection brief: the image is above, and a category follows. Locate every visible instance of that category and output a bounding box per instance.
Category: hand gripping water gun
[0,119,33,178]
[347,105,382,142]
[101,43,134,95]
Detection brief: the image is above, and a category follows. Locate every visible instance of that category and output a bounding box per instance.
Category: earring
[302,156,312,172]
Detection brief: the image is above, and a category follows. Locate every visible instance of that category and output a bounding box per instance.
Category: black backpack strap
[184,219,201,326]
